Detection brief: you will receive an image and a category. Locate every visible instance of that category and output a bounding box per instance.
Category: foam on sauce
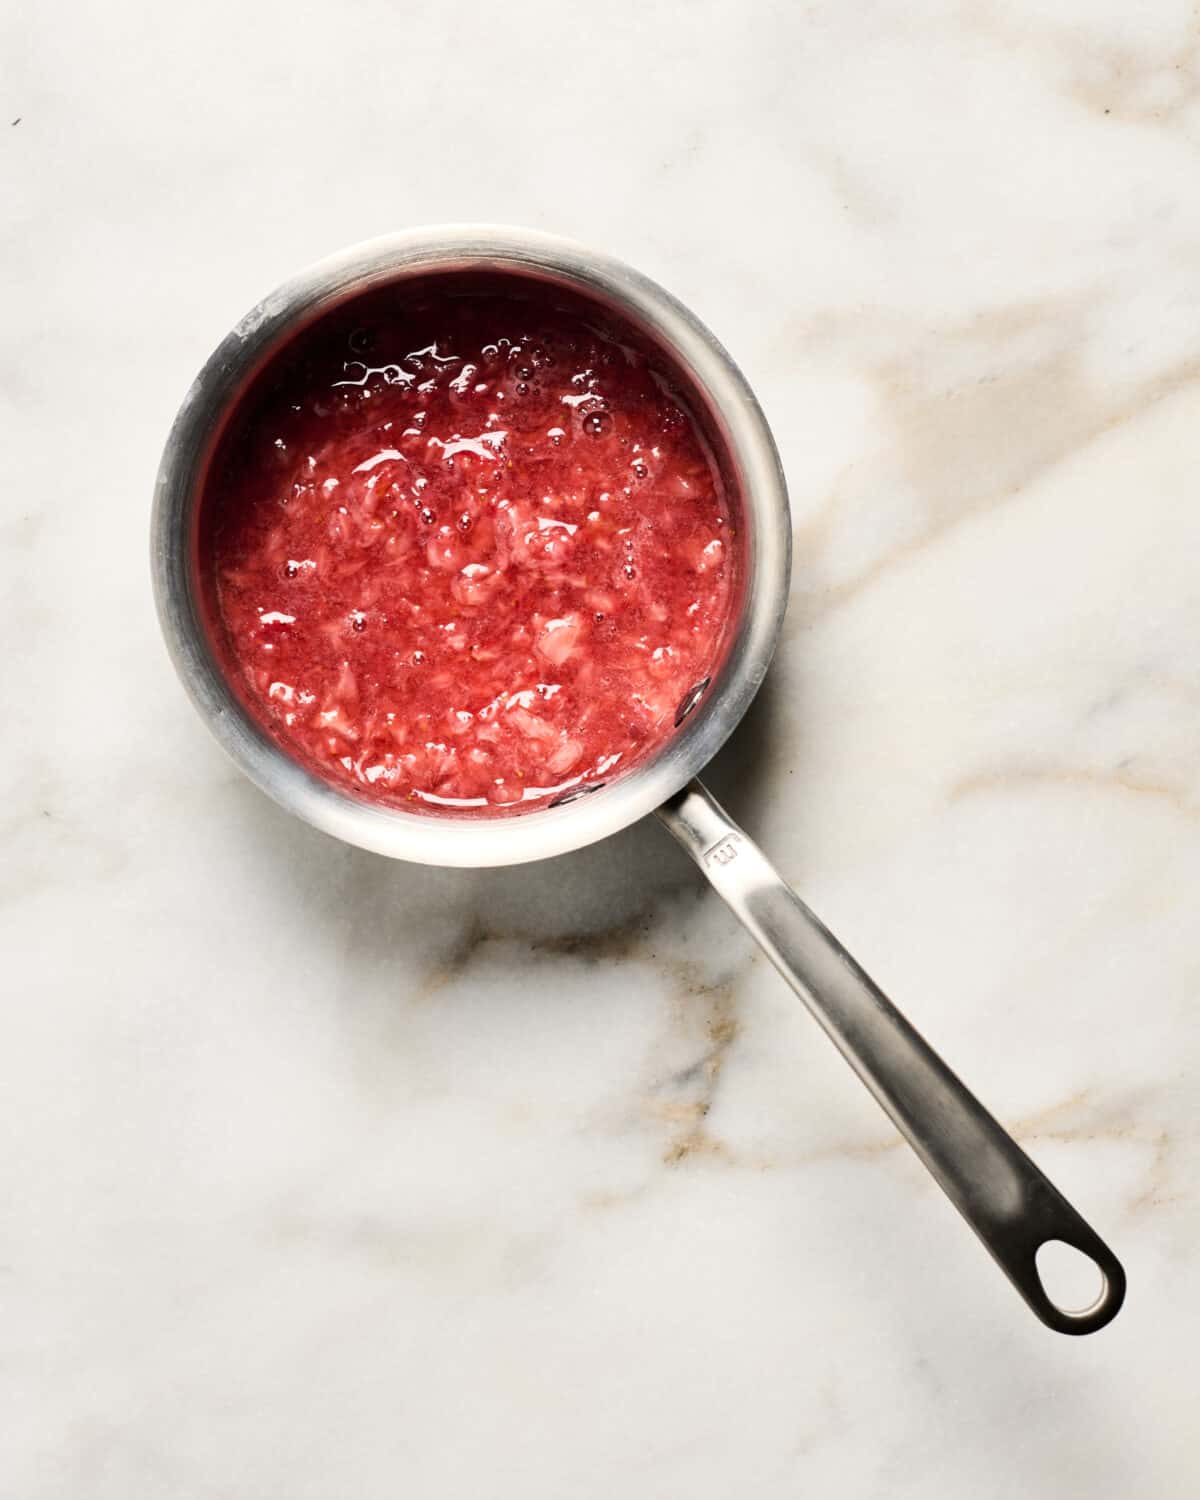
[205,285,735,812]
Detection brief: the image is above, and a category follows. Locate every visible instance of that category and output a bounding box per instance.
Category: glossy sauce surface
[207,286,734,812]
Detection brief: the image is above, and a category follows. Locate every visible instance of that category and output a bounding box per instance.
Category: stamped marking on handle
[704,834,742,868]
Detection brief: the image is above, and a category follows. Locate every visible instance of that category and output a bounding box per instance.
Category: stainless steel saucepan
[153,226,1125,1334]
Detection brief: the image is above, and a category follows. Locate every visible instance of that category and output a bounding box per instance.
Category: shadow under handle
[656,779,1126,1335]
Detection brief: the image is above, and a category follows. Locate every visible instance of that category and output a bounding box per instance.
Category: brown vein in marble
[1005,1092,1178,1219]
[1068,42,1200,127]
[1026,11,1200,127]
[596,1081,1181,1227]
[419,907,655,998]
[950,763,1198,819]
[417,892,756,1170]
[946,1,1200,129]
[652,974,740,1165]
[787,316,1200,629]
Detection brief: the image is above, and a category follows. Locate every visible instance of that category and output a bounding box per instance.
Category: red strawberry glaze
[204,284,735,813]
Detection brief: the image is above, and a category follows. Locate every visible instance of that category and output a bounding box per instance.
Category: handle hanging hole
[1035,1240,1106,1315]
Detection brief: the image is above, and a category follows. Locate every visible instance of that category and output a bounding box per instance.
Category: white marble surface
[4,1,1199,1494]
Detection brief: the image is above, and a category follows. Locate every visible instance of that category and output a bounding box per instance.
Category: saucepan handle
[656,779,1126,1334]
